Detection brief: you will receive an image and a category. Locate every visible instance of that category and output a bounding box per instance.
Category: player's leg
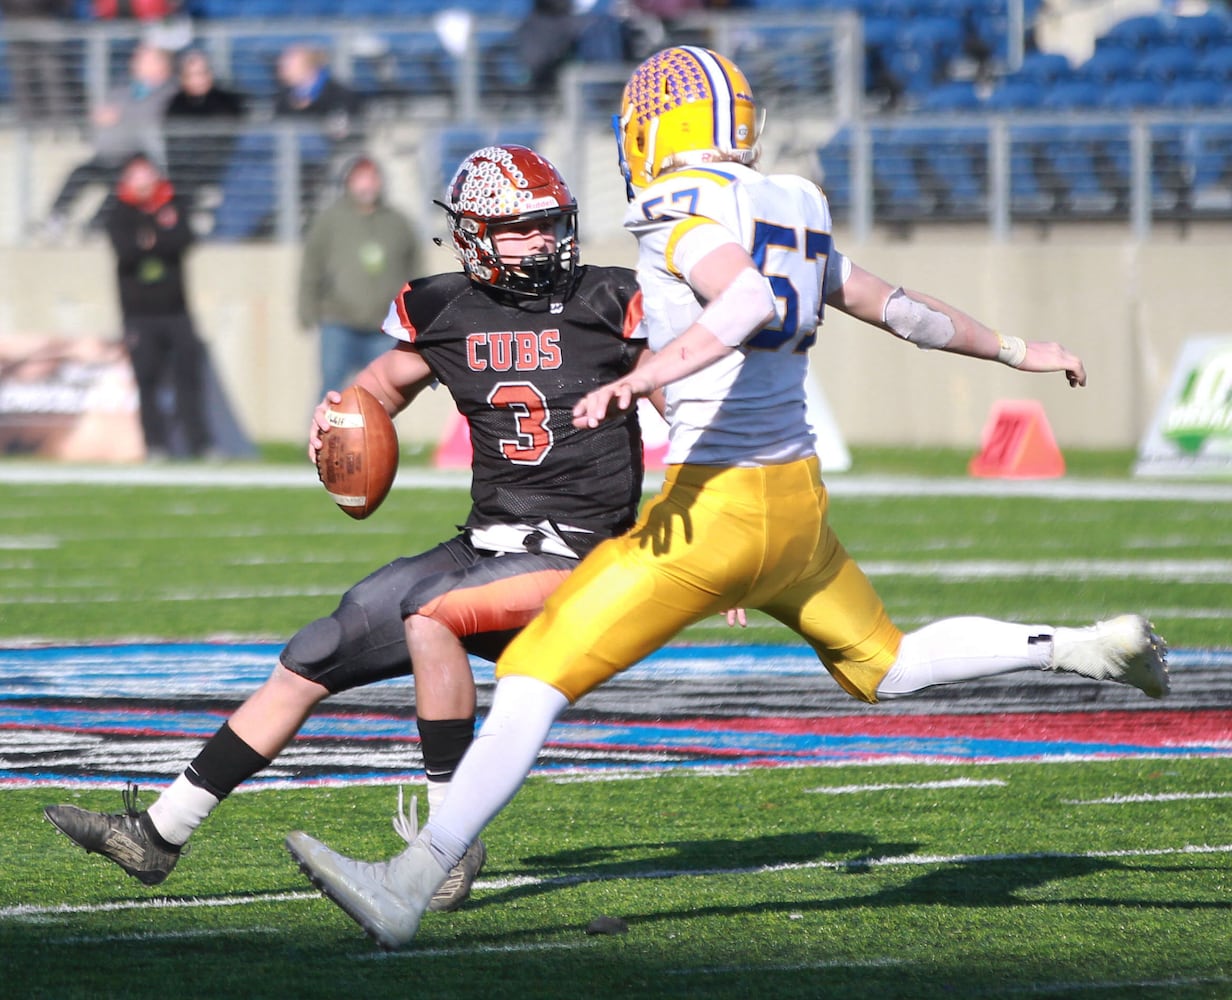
[400,548,575,910]
[768,499,1167,701]
[287,465,781,948]
[43,541,471,884]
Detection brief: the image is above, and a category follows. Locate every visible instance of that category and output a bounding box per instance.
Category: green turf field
[1,450,1229,998]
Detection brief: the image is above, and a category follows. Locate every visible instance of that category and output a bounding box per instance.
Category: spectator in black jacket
[166,49,247,208]
[105,155,213,460]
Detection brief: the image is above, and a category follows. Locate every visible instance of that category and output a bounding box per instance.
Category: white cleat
[1050,614,1170,699]
[285,830,448,951]
[390,788,485,914]
[428,837,486,913]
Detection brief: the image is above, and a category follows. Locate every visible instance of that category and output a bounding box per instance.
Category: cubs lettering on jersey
[624,163,834,467]
[382,267,645,546]
[465,330,563,372]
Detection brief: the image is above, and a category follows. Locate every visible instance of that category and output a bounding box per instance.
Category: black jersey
[384,265,646,548]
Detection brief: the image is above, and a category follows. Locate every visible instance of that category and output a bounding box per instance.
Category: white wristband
[995,332,1027,368]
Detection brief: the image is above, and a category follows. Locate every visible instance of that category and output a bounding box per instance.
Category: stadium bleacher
[3,0,1231,233]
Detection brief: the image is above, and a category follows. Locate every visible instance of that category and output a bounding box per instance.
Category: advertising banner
[1135,335,1232,477]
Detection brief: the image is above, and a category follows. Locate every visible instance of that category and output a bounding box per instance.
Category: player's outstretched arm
[828,262,1086,388]
[573,245,775,429]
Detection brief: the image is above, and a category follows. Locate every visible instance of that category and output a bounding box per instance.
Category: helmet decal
[438,145,579,297]
[617,46,760,196]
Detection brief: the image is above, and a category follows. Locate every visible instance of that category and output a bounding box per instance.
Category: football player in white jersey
[286,47,1170,951]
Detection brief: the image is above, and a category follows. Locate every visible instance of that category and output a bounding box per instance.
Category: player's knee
[282,615,344,680]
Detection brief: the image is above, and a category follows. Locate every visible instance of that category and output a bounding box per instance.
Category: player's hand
[307,390,343,463]
[1021,341,1087,387]
[572,376,649,429]
[723,608,748,628]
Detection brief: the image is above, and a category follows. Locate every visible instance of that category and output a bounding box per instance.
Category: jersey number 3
[489,382,553,466]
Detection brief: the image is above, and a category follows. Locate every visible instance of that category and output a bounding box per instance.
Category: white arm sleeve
[882,287,957,350]
[695,267,779,348]
[825,248,851,293]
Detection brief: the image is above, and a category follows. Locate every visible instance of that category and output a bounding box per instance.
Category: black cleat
[44,783,181,886]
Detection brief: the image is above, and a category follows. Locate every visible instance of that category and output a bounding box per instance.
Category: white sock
[427,779,449,818]
[876,616,1053,698]
[422,675,568,871]
[146,774,222,846]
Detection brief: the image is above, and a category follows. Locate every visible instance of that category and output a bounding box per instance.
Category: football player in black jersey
[44,145,653,912]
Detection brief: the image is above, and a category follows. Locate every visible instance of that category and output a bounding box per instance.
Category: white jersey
[624,163,837,466]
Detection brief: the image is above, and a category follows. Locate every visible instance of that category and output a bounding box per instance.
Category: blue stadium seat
[350,31,453,97]
[922,125,988,216]
[1101,14,1172,52]
[210,129,333,240]
[816,127,852,214]
[1101,78,1165,110]
[1170,11,1232,52]
[1077,45,1139,83]
[1008,123,1058,214]
[1196,45,1232,81]
[873,128,928,218]
[916,79,984,111]
[983,77,1046,110]
[1160,78,1226,110]
[1038,78,1102,110]
[1189,122,1232,202]
[1014,50,1071,84]
[1138,44,1198,83]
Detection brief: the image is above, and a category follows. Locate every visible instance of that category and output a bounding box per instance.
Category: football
[315,385,399,519]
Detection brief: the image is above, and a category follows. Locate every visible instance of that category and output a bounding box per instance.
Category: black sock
[185,722,273,800]
[417,716,476,784]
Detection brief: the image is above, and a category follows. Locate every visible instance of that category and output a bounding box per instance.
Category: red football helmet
[437,144,579,297]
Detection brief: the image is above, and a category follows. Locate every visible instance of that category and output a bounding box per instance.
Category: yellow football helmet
[615,46,761,197]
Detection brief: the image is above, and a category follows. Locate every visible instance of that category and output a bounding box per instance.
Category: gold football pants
[496,456,902,703]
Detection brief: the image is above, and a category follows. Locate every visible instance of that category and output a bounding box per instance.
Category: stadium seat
[983,77,1046,110]
[871,126,932,219]
[1188,122,1232,210]
[916,79,984,112]
[921,125,989,217]
[349,30,453,98]
[1077,45,1139,84]
[1038,78,1102,110]
[816,127,853,215]
[1101,14,1172,52]
[1101,78,1165,110]
[1138,45,1198,83]
[1160,78,1226,110]
[1014,50,1071,84]
[1196,45,1232,82]
[210,129,333,240]
[1170,11,1232,52]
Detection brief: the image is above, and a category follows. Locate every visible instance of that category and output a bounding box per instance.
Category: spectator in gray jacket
[297,155,421,401]
[43,44,176,238]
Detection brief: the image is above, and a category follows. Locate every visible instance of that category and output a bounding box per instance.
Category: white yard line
[3,464,1232,503]
[805,778,1008,795]
[1064,791,1232,805]
[6,843,1227,924]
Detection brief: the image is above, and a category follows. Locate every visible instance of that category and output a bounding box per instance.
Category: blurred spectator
[274,43,361,136]
[105,154,214,461]
[274,43,363,215]
[298,155,421,400]
[514,0,626,94]
[42,44,176,239]
[0,0,76,127]
[166,48,247,208]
